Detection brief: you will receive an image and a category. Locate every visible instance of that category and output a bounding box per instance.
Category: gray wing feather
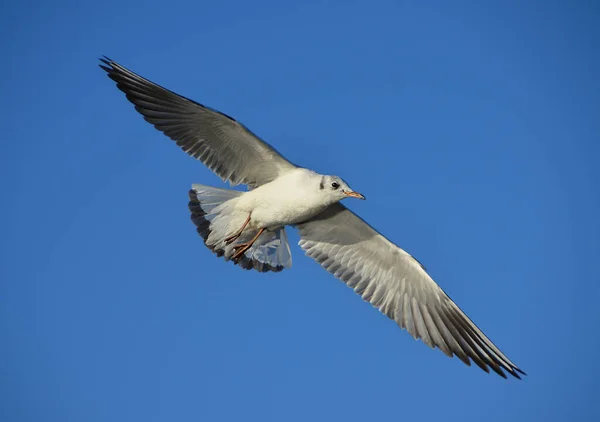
[100,58,296,188]
[297,204,525,379]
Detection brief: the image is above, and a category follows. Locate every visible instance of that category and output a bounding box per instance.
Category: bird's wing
[297,204,525,379]
[100,58,297,188]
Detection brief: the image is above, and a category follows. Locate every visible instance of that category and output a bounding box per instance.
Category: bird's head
[319,175,365,202]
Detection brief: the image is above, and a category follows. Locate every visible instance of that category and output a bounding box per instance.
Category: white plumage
[100,57,525,379]
[236,169,346,227]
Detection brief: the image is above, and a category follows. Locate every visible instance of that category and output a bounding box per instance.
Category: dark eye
[331,182,340,189]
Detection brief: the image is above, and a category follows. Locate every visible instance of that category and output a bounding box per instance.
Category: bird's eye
[331,182,340,189]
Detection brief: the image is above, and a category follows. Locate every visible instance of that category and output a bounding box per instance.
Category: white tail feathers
[188,184,292,272]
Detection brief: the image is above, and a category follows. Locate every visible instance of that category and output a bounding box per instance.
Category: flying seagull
[100,57,525,379]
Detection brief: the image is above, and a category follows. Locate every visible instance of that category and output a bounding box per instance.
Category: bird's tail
[188,184,292,272]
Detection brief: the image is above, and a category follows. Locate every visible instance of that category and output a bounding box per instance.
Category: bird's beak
[344,191,366,200]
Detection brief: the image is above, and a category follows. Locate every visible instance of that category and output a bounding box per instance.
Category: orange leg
[224,214,251,245]
[231,228,265,261]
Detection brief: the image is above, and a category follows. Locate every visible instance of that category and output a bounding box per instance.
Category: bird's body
[188,168,360,269]
[236,169,337,229]
[100,57,526,379]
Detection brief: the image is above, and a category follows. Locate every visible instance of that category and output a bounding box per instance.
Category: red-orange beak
[344,191,366,200]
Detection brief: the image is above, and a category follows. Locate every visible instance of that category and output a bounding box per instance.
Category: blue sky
[1,0,599,421]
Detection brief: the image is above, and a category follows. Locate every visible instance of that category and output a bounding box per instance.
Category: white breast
[236,169,331,229]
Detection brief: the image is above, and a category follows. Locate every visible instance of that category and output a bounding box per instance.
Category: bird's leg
[231,228,265,261]
[224,214,251,245]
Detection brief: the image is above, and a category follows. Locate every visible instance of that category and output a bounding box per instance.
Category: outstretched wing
[297,204,525,379]
[100,58,297,188]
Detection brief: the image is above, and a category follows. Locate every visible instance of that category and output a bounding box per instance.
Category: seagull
[100,57,525,379]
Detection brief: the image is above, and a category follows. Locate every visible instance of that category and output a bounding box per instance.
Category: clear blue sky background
[1,1,599,421]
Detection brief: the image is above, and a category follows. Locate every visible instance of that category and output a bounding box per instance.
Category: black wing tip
[452,350,525,380]
[514,367,527,377]
[480,359,525,380]
[490,364,525,380]
[490,358,526,380]
[98,56,115,70]
[97,55,207,107]
[99,55,114,63]
[98,57,121,80]
[98,56,129,81]
[504,367,523,380]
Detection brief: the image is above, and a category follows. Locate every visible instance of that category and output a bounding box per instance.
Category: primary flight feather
[100,57,525,379]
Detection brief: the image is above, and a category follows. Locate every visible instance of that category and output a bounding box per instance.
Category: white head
[319,175,365,203]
